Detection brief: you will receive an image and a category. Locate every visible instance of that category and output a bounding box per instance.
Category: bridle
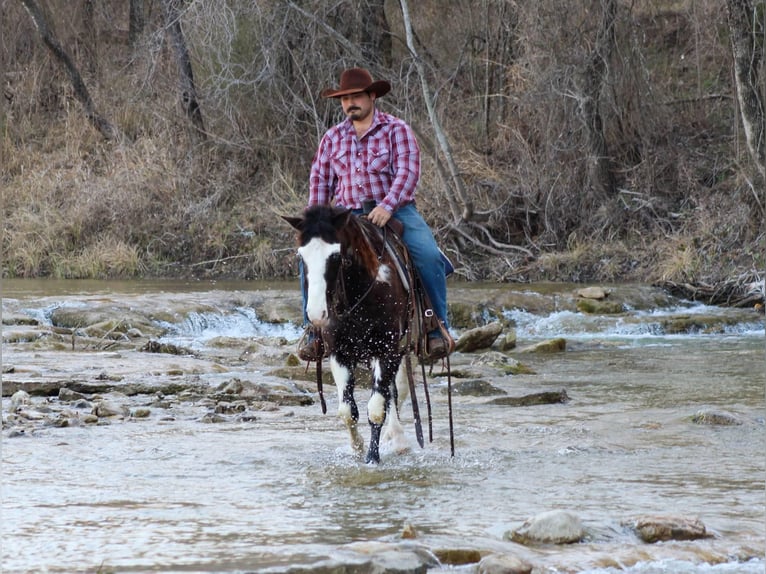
[327,219,388,322]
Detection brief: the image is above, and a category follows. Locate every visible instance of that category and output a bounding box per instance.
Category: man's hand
[367,205,392,227]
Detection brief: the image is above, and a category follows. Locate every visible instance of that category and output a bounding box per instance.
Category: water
[1,280,764,573]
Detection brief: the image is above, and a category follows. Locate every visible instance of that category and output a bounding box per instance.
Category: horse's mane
[340,213,386,280]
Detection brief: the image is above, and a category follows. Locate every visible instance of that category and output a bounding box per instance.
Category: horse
[283,204,425,464]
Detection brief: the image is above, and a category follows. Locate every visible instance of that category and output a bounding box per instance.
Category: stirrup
[297,327,322,362]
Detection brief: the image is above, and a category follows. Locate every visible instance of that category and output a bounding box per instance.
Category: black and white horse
[284,205,417,463]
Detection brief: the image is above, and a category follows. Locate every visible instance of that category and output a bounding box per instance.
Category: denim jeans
[300,202,449,330]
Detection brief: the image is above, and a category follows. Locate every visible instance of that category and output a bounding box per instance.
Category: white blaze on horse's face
[299,237,340,326]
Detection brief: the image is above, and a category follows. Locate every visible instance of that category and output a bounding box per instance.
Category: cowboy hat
[320,68,391,99]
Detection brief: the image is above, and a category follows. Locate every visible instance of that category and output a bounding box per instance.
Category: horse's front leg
[366,356,400,464]
[330,356,364,455]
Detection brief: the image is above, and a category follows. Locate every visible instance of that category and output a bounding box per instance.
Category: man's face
[340,91,375,122]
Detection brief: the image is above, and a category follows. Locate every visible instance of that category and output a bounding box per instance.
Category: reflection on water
[1,281,764,573]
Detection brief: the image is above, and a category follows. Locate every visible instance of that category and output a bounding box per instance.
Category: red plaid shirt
[309,109,420,213]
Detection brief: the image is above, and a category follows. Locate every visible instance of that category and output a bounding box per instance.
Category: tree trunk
[362,0,391,68]
[82,0,97,77]
[399,0,473,223]
[19,0,118,141]
[129,0,145,52]
[577,0,616,197]
[726,0,765,180]
[161,0,206,139]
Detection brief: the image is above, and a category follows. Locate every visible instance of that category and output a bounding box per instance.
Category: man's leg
[393,203,449,330]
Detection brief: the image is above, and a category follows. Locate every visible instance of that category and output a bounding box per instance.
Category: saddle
[369,217,455,363]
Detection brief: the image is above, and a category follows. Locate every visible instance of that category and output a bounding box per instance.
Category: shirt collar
[342,108,386,135]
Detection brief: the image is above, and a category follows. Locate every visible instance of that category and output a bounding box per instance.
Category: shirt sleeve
[308,132,335,207]
[379,120,420,213]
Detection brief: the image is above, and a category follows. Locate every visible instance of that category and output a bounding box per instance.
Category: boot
[425,329,455,362]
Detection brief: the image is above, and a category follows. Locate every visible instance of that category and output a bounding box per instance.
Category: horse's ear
[331,208,353,230]
[281,215,303,231]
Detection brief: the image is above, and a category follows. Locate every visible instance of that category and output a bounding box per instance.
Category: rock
[59,388,87,402]
[10,390,31,411]
[401,523,417,539]
[433,548,482,566]
[489,389,569,407]
[200,413,227,423]
[517,338,566,353]
[131,408,151,418]
[455,322,503,353]
[623,514,708,543]
[215,401,247,414]
[92,400,129,418]
[508,509,585,545]
[343,541,438,573]
[141,340,194,355]
[576,299,624,314]
[452,380,506,397]
[576,286,609,300]
[497,329,517,351]
[478,553,533,574]
[690,409,744,425]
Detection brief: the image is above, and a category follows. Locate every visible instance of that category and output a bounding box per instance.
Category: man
[298,67,453,361]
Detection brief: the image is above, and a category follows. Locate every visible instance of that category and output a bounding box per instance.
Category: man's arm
[308,133,335,206]
[379,120,420,213]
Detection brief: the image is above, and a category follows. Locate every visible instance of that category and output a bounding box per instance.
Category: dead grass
[1,0,763,285]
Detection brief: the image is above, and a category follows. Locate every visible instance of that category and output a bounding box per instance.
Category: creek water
[1,279,764,574]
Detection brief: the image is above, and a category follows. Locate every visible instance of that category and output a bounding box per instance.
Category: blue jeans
[300,202,449,330]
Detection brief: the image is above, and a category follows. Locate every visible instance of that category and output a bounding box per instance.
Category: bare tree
[82,0,97,77]
[361,0,392,68]
[161,0,206,139]
[726,0,765,180]
[399,0,472,223]
[19,0,119,140]
[576,0,617,198]
[129,0,145,52]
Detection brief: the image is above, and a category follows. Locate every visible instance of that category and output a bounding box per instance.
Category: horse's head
[283,206,354,327]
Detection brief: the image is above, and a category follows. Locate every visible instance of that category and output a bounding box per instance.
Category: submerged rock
[576,298,625,314]
[517,338,566,353]
[489,389,569,407]
[478,553,533,574]
[623,514,708,543]
[451,380,506,397]
[690,409,745,426]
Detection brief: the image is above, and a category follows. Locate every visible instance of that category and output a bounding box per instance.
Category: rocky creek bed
[2,281,764,573]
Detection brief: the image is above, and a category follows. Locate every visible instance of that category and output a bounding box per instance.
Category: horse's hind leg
[330,356,364,456]
[382,359,410,454]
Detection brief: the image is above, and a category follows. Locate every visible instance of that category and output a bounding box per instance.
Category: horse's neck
[344,218,383,276]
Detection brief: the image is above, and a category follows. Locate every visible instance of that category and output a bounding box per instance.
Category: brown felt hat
[320,68,391,99]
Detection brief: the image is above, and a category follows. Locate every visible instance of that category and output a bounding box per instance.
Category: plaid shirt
[309,109,420,213]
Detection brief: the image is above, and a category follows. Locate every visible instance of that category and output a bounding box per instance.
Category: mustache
[346,106,361,112]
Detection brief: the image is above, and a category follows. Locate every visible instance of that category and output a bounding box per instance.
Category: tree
[129,0,145,52]
[576,0,617,198]
[19,0,119,140]
[162,0,206,139]
[726,0,765,180]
